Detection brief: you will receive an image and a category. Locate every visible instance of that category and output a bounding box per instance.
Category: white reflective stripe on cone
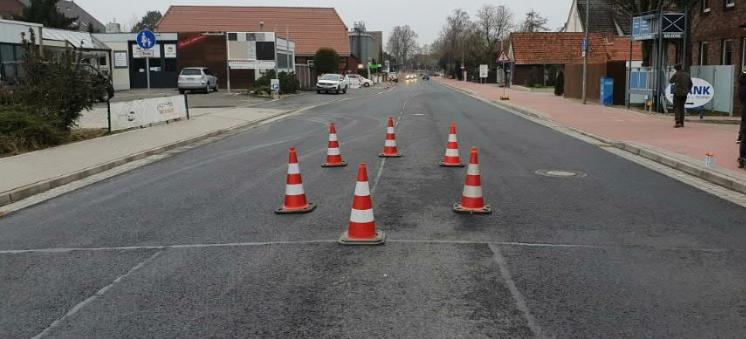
[285,184,305,195]
[467,164,480,175]
[385,140,397,147]
[327,148,341,156]
[387,127,395,133]
[329,134,338,142]
[445,148,459,157]
[350,208,375,223]
[354,181,370,196]
[448,134,458,142]
[462,185,483,198]
[288,163,300,174]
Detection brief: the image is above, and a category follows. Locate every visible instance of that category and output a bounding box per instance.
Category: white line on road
[31,250,164,339]
[0,239,735,256]
[488,244,548,339]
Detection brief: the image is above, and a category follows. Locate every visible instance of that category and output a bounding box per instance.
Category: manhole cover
[535,169,587,178]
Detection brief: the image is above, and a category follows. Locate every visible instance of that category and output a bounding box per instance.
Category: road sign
[479,64,488,79]
[497,51,511,63]
[270,78,280,92]
[136,30,157,91]
[136,30,157,50]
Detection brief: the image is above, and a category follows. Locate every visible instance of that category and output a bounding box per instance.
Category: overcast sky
[75,0,571,44]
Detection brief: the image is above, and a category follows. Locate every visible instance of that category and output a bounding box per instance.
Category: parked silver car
[178,67,218,94]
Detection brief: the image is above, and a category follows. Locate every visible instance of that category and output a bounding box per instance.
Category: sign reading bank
[665,78,715,109]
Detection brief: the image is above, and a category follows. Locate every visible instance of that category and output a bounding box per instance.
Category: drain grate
[535,169,587,178]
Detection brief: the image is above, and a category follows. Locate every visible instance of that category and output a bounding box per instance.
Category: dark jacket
[670,70,693,97]
[738,74,746,106]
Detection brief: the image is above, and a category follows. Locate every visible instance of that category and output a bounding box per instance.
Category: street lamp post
[582,0,589,104]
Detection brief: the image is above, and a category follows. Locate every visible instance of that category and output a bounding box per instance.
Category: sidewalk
[0,106,288,205]
[436,78,745,184]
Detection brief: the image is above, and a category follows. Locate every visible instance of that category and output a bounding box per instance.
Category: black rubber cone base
[322,161,348,168]
[275,203,317,215]
[338,231,386,245]
[379,153,403,158]
[452,202,492,215]
[439,161,465,167]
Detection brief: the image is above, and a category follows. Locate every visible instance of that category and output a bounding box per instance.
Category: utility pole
[582,0,589,104]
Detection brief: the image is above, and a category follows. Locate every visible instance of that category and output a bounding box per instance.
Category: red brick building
[690,0,746,114]
[156,6,354,73]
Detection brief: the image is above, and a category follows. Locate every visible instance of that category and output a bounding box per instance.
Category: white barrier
[109,95,187,131]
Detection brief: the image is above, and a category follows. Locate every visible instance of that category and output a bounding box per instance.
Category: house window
[702,0,711,12]
[723,39,735,64]
[227,33,238,41]
[699,41,709,65]
[725,0,735,8]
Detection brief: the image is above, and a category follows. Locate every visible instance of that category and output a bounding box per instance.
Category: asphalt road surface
[1,81,745,338]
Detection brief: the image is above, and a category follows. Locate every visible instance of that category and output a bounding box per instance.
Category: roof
[56,0,106,32]
[509,32,641,65]
[43,27,109,50]
[155,6,350,56]
[576,0,630,35]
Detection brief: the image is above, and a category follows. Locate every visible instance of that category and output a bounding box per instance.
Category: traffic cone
[339,163,385,245]
[275,147,316,214]
[453,147,492,214]
[379,117,402,157]
[322,123,347,167]
[440,122,464,167]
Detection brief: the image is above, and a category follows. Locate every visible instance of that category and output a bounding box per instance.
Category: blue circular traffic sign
[136,30,157,50]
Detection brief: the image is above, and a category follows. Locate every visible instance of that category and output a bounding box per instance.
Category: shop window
[742,38,746,71]
[722,39,734,65]
[165,59,178,72]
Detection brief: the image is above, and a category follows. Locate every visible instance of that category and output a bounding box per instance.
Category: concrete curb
[0,97,341,208]
[436,80,746,195]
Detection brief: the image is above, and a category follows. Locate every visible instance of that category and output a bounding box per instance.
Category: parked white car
[346,74,374,88]
[178,67,218,94]
[316,74,349,94]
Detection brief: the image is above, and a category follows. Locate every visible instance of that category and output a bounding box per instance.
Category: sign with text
[479,64,488,78]
[632,14,655,41]
[110,95,187,131]
[661,13,685,39]
[665,78,715,108]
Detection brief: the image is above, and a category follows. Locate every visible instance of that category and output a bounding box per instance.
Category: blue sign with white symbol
[136,30,157,50]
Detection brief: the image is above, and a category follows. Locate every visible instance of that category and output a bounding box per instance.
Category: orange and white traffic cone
[275,147,316,214]
[379,117,402,157]
[440,122,464,167]
[339,163,385,245]
[453,147,492,214]
[322,123,347,167]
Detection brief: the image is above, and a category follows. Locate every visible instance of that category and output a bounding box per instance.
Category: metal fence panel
[690,65,734,114]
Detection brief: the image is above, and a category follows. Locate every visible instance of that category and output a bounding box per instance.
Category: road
[1,81,745,338]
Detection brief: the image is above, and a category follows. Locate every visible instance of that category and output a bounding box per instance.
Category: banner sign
[665,78,715,108]
[110,95,187,131]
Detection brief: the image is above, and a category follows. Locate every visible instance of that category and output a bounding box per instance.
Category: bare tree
[387,25,418,69]
[520,9,549,32]
[475,5,514,66]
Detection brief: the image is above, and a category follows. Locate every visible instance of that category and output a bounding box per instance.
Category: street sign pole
[145,56,150,90]
[582,0,589,105]
[136,30,157,91]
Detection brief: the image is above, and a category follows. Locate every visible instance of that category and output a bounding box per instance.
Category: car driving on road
[316,74,349,94]
[178,67,218,94]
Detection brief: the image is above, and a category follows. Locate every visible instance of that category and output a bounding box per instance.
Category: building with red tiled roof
[508,32,642,103]
[156,6,350,58]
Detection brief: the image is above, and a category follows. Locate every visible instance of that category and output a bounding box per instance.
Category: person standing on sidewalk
[669,64,693,128]
[738,70,746,168]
